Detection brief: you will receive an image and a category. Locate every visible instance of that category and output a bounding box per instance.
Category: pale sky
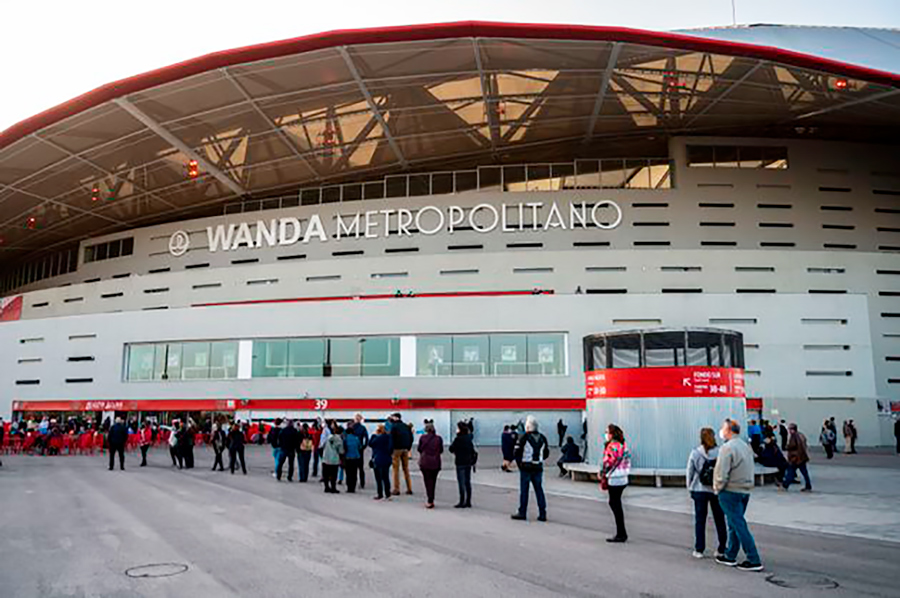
[2,0,899,132]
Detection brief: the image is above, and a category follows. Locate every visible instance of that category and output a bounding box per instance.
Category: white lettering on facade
[176,200,625,257]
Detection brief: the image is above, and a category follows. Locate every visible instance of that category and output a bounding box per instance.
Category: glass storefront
[417,333,565,377]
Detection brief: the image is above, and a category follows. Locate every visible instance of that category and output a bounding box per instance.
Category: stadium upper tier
[1,21,899,267]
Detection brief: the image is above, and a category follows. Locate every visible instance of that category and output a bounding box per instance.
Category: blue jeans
[517,469,547,517]
[272,447,282,472]
[691,491,727,554]
[783,462,812,490]
[718,490,761,564]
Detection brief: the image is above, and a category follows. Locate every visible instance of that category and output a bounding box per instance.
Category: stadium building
[1,22,899,446]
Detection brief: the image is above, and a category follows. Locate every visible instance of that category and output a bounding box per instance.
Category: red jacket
[140,427,153,446]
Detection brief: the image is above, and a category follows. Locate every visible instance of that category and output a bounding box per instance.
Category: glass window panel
[301,188,321,205]
[601,159,627,188]
[552,163,575,189]
[503,165,526,191]
[625,159,651,189]
[127,344,157,381]
[386,176,408,198]
[361,337,400,376]
[478,166,502,191]
[644,331,686,367]
[527,333,564,375]
[121,237,134,256]
[762,146,789,169]
[526,165,551,191]
[96,243,108,261]
[490,334,528,376]
[687,331,723,367]
[738,146,764,168]
[252,339,288,378]
[589,338,607,370]
[408,174,430,197]
[432,172,453,195]
[687,145,715,167]
[722,333,744,368]
[417,335,453,376]
[328,337,362,377]
[210,341,239,379]
[108,239,121,259]
[455,170,478,193]
[610,334,641,368]
[181,342,211,379]
[714,146,739,168]
[363,181,385,200]
[342,183,363,202]
[453,335,489,376]
[575,159,600,188]
[322,186,341,203]
[158,343,183,380]
[288,338,325,377]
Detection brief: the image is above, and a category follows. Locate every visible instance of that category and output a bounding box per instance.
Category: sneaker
[714,552,725,560]
[736,561,764,572]
[692,551,705,559]
[715,555,737,567]
[537,514,547,522]
[605,536,626,543]
[510,513,526,521]
[454,503,465,508]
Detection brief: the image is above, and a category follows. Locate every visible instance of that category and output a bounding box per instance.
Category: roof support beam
[792,88,900,121]
[0,183,128,230]
[338,46,409,169]
[112,97,248,198]
[473,38,500,152]
[682,61,765,129]
[220,68,321,179]
[32,134,178,210]
[584,42,621,143]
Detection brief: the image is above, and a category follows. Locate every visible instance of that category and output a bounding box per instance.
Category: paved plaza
[1,446,898,598]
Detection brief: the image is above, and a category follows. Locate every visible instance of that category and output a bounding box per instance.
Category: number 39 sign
[313,398,329,411]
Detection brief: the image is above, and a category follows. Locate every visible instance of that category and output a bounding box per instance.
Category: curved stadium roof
[1,21,898,266]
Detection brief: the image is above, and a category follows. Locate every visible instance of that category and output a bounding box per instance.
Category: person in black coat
[277,420,299,482]
[179,423,195,469]
[107,417,128,471]
[228,422,247,475]
[449,422,477,508]
[557,436,582,477]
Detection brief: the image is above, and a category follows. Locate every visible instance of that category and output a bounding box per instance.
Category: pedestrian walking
[500,425,515,472]
[849,420,858,454]
[322,423,344,494]
[169,421,182,468]
[369,424,393,500]
[343,425,364,493]
[713,419,764,572]
[351,413,369,490]
[557,418,567,448]
[778,420,788,451]
[107,417,127,471]
[449,420,476,508]
[298,424,313,482]
[269,418,283,476]
[511,415,549,522]
[390,413,414,495]
[277,419,299,482]
[310,420,323,477]
[557,436,582,477]
[842,420,852,454]
[418,421,444,508]
[783,423,812,492]
[179,422,195,469]
[601,424,631,543]
[819,420,836,460]
[228,422,247,475]
[139,421,152,467]
[686,427,727,558]
[211,423,227,471]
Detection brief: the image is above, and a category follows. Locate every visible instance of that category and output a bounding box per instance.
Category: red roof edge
[2,21,899,152]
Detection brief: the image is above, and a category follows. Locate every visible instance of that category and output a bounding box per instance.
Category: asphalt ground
[0,446,897,598]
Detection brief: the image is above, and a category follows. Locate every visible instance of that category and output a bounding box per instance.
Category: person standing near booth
[686,427,726,558]
[601,424,631,543]
[511,416,549,522]
[211,422,227,471]
[417,421,444,509]
[107,417,127,471]
[139,421,152,467]
[228,422,247,475]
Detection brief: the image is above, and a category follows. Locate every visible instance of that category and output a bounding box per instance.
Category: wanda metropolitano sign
[168,200,623,257]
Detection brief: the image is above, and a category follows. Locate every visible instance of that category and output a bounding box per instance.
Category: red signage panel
[586,367,745,399]
[0,296,23,322]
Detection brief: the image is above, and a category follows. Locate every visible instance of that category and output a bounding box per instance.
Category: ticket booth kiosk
[583,328,746,469]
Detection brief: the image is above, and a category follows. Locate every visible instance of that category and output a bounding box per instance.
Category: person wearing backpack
[511,415,550,522]
[601,424,631,543]
[686,427,727,559]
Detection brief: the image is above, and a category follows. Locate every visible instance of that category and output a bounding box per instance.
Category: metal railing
[224,158,673,215]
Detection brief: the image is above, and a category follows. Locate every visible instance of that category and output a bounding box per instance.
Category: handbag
[599,448,625,491]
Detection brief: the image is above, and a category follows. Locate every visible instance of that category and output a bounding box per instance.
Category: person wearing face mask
[600,424,631,543]
[713,419,763,572]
